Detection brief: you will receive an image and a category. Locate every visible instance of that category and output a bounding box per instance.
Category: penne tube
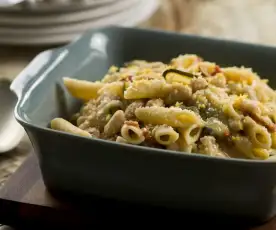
[135,106,203,128]
[232,135,269,160]
[243,116,272,149]
[222,97,242,119]
[152,125,179,146]
[221,67,259,85]
[63,77,103,101]
[97,81,124,98]
[121,124,145,145]
[104,110,125,137]
[124,80,171,99]
[178,124,202,145]
[165,83,192,105]
[271,132,276,149]
[170,54,200,69]
[252,148,270,160]
[51,118,91,137]
[178,139,193,153]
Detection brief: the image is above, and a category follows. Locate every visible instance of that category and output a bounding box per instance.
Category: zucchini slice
[163,69,196,84]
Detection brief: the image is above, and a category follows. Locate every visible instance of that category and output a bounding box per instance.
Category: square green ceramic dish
[11,26,276,222]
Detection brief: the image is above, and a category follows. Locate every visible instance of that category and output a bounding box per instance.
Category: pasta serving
[50,54,276,160]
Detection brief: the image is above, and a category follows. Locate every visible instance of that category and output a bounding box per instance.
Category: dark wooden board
[0,153,276,229]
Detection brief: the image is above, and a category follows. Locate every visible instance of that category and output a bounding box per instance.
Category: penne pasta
[178,124,202,145]
[51,53,276,160]
[170,54,201,69]
[63,77,103,101]
[97,81,124,98]
[165,83,192,105]
[104,110,125,137]
[243,116,272,149]
[232,135,269,160]
[178,138,194,153]
[51,118,91,138]
[124,80,171,99]
[271,132,276,149]
[222,67,259,85]
[135,106,203,128]
[121,124,145,145]
[152,125,179,146]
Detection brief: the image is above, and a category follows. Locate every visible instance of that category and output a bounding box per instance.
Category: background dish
[0,0,118,13]
[0,0,139,25]
[0,0,159,45]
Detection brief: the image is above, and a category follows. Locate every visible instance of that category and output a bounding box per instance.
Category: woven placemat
[0,135,32,189]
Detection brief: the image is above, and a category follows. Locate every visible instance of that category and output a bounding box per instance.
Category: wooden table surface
[0,153,276,229]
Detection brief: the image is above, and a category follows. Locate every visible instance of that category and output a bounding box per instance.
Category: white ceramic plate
[0,0,138,26]
[0,0,118,13]
[0,0,159,45]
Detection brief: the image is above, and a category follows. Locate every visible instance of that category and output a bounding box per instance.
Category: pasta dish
[50,54,276,160]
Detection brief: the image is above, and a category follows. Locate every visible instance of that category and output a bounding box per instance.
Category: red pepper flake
[212,65,221,76]
[268,124,276,133]
[127,75,133,82]
[224,131,230,137]
[251,113,276,133]
[119,75,133,82]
